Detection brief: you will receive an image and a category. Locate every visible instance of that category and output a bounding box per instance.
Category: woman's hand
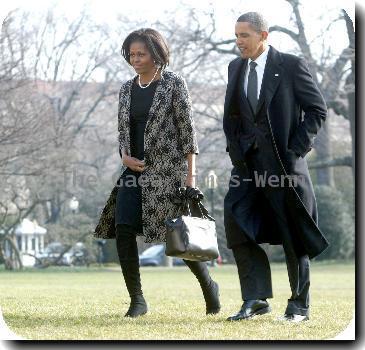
[185,174,196,188]
[185,153,196,188]
[122,155,146,172]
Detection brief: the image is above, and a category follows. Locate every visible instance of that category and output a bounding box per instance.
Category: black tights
[115,224,213,292]
[115,224,139,264]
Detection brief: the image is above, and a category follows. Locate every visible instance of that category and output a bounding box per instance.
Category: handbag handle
[182,199,215,222]
[197,201,215,222]
[182,199,192,216]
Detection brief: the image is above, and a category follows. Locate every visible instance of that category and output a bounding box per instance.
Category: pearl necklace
[138,67,160,89]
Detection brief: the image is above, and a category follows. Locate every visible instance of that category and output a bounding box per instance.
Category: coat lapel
[148,70,168,114]
[119,79,133,154]
[146,70,171,131]
[224,58,244,118]
[224,57,256,120]
[119,70,173,154]
[257,46,283,112]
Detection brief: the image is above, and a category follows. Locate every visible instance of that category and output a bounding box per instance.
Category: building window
[32,237,36,250]
[17,236,22,251]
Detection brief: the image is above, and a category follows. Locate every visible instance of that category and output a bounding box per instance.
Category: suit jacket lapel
[238,60,255,119]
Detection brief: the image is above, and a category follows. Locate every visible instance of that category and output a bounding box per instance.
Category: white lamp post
[205,170,218,218]
[69,196,79,214]
[205,170,218,267]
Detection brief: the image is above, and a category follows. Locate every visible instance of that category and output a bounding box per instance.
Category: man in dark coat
[223,12,329,323]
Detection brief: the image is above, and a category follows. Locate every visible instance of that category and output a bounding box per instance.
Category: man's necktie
[247,61,258,113]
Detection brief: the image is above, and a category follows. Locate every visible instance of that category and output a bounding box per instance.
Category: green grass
[0,261,355,340]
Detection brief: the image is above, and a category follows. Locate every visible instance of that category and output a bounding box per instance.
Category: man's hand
[122,155,146,172]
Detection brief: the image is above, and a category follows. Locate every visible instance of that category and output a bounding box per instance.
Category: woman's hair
[121,28,170,70]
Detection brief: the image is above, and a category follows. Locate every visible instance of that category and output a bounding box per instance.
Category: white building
[13,218,47,267]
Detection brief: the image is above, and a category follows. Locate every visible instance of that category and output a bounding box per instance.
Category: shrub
[314,185,355,260]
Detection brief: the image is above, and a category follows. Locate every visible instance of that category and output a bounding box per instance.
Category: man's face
[235,21,267,60]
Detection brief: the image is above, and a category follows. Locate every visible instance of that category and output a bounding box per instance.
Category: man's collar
[248,44,270,68]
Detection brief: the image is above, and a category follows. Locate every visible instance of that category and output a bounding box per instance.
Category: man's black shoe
[277,314,309,322]
[226,299,271,321]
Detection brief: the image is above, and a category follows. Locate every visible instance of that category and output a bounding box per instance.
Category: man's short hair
[237,12,268,32]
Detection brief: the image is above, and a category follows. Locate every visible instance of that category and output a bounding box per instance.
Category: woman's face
[129,41,156,75]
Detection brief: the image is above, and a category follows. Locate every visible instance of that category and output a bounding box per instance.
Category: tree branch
[308,156,352,169]
[269,25,299,41]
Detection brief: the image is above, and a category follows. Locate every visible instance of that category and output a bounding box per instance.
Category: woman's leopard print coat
[93,70,199,243]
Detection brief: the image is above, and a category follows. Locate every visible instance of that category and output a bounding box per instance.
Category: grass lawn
[0,261,355,340]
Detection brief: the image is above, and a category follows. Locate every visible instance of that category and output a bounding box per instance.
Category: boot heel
[124,294,148,318]
[205,281,221,315]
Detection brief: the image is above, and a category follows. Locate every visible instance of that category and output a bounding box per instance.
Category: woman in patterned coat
[93,28,220,318]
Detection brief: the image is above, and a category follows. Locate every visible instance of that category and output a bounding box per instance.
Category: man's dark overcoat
[223,46,329,259]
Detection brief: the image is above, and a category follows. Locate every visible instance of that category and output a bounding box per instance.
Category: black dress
[114,79,159,232]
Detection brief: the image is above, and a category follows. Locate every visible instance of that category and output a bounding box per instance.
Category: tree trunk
[345,63,355,180]
[49,193,61,223]
[314,119,335,186]
[343,9,355,180]
[348,87,355,178]
[3,235,23,270]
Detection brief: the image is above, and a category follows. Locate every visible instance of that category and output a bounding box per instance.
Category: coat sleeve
[117,86,126,159]
[223,58,242,154]
[289,58,327,157]
[172,75,199,156]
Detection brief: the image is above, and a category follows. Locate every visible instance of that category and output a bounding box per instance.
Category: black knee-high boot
[115,224,147,317]
[183,260,221,314]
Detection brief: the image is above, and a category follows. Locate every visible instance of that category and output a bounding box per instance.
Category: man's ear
[261,31,269,41]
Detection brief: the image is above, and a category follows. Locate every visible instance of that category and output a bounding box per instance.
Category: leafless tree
[1,9,130,224]
[179,2,355,186]
[269,0,354,184]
